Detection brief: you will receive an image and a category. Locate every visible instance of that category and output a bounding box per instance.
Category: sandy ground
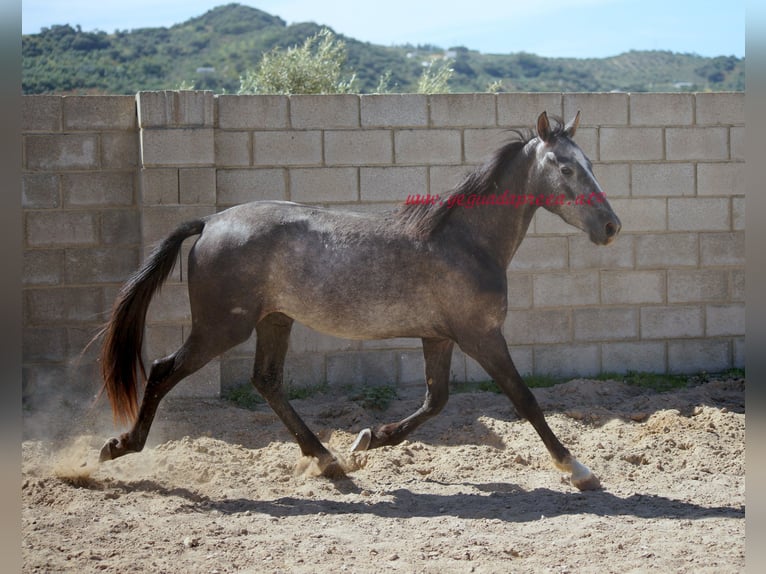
[22,375,744,573]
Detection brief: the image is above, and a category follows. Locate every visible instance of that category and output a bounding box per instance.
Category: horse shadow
[99,476,744,525]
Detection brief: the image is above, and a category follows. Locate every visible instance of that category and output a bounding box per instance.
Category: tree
[238,28,356,94]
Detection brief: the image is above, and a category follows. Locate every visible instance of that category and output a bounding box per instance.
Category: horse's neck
[442,157,538,269]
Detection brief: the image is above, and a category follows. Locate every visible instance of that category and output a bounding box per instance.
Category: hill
[22,3,745,94]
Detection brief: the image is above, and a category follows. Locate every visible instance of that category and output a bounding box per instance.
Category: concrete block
[25,287,104,325]
[360,94,428,127]
[629,93,693,126]
[141,168,179,205]
[137,90,214,128]
[601,270,664,304]
[464,129,512,163]
[291,167,358,203]
[290,94,360,128]
[217,95,288,129]
[25,211,98,247]
[289,322,357,354]
[563,93,628,126]
[509,236,568,271]
[533,272,599,307]
[326,351,397,386]
[706,303,745,337]
[733,338,745,369]
[25,134,99,171]
[360,167,426,202]
[599,127,663,161]
[253,130,322,166]
[429,94,496,127]
[22,96,62,132]
[732,197,744,231]
[668,269,728,303]
[22,174,60,208]
[216,168,286,205]
[62,171,135,207]
[668,198,729,231]
[640,305,704,339]
[429,165,471,196]
[573,307,638,341]
[504,309,570,344]
[601,341,666,374]
[101,132,139,169]
[23,249,64,285]
[592,163,629,198]
[666,127,728,161]
[607,198,666,233]
[144,325,184,361]
[63,95,137,130]
[533,344,600,378]
[631,163,695,197]
[497,93,562,127]
[635,233,698,268]
[215,131,251,167]
[325,130,392,166]
[168,359,220,398]
[571,127,599,160]
[145,283,190,323]
[668,339,730,374]
[505,273,533,309]
[219,358,252,391]
[140,128,215,167]
[23,326,67,363]
[179,168,216,204]
[141,205,215,245]
[64,247,139,284]
[700,231,745,266]
[730,127,744,161]
[284,353,326,388]
[697,163,744,196]
[696,92,744,125]
[394,130,460,165]
[568,234,634,269]
[731,269,745,301]
[397,350,426,385]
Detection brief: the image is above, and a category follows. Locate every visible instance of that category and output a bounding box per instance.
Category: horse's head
[529,111,621,245]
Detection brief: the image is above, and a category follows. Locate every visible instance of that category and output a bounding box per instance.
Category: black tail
[99,219,205,424]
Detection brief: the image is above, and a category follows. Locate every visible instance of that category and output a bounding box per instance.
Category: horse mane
[393,118,568,237]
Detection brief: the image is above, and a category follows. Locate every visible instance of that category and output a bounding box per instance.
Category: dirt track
[22,376,744,573]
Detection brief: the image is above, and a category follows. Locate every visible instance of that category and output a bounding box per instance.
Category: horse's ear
[537,111,552,143]
[564,110,581,138]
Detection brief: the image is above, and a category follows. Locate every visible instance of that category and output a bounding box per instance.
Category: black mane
[392,129,534,237]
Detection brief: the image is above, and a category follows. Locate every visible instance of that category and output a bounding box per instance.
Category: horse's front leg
[459,329,601,491]
[351,337,453,451]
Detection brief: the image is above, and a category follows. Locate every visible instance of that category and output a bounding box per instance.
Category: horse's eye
[560,165,574,176]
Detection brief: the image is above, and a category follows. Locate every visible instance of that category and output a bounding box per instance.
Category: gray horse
[98,111,620,491]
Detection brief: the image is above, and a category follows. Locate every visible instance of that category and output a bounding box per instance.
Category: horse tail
[99,219,206,425]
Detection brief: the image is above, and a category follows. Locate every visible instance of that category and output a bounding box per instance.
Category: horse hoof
[320,459,347,480]
[350,428,372,452]
[571,472,602,491]
[99,438,119,462]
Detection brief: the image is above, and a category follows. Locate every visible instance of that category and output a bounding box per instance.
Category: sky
[21,0,745,59]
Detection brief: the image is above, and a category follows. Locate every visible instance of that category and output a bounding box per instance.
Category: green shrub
[238,28,356,94]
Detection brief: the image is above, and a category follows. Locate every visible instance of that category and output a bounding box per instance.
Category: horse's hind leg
[351,337,454,451]
[100,327,249,462]
[250,313,342,477]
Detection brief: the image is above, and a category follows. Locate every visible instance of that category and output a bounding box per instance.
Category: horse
[97,111,621,491]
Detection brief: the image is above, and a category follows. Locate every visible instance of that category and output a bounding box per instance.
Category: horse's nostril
[605,222,617,237]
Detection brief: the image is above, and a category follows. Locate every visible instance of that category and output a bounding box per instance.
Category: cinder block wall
[21,91,745,402]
